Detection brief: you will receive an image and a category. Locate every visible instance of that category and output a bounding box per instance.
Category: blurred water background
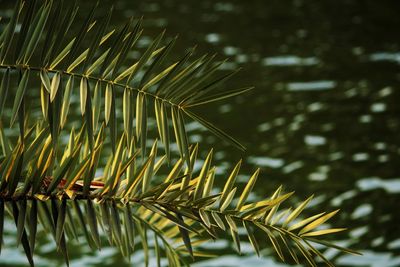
[1,0,400,266]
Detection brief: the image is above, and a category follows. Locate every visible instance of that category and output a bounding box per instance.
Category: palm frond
[0,124,358,266]
[0,0,247,165]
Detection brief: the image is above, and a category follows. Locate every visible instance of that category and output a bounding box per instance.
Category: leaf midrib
[0,63,185,109]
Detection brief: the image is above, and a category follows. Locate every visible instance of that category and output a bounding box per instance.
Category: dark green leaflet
[10,69,30,127]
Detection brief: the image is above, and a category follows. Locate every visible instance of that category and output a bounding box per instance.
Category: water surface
[1,0,400,266]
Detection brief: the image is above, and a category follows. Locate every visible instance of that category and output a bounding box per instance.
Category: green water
[1,0,400,266]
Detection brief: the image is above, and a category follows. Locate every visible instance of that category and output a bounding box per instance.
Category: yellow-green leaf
[219,160,241,208]
[104,83,112,125]
[80,77,88,115]
[220,187,236,212]
[236,168,260,210]
[301,228,346,237]
[299,210,340,235]
[193,149,213,200]
[60,76,73,128]
[283,195,313,228]
[50,72,61,102]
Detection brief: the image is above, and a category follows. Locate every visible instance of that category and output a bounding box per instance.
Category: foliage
[0,0,359,266]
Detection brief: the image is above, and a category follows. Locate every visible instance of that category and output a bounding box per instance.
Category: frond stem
[0,64,184,109]
[158,201,309,244]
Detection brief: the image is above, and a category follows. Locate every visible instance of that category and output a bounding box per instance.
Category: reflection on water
[1,0,400,266]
